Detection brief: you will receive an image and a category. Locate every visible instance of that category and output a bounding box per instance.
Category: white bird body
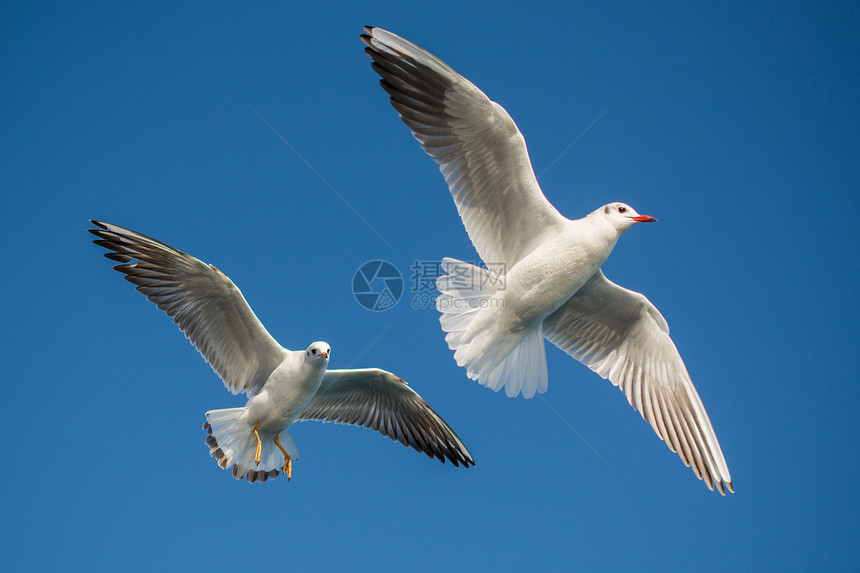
[363,27,733,494]
[242,350,327,434]
[90,220,474,483]
[441,204,648,398]
[203,344,329,482]
[501,210,622,322]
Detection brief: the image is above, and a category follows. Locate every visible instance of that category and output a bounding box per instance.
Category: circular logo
[352,260,403,311]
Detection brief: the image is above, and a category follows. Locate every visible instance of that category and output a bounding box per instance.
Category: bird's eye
[618,206,627,213]
[311,348,317,354]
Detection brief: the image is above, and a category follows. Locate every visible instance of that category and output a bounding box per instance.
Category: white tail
[203,408,299,483]
[436,258,548,398]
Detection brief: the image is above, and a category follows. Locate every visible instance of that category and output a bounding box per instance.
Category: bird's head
[305,341,331,365]
[600,202,657,233]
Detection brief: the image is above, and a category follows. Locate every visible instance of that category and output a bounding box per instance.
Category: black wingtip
[88,221,112,245]
[105,253,133,264]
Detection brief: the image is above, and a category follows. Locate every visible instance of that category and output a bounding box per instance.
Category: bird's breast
[502,227,616,326]
[246,361,326,432]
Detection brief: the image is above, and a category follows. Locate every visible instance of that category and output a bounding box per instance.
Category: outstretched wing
[298,368,474,467]
[543,270,733,494]
[89,220,287,396]
[362,27,567,266]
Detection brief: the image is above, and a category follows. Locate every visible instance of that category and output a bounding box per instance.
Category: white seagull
[362,27,732,494]
[89,220,474,483]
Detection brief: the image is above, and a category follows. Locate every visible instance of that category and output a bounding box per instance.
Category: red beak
[320,351,328,359]
[630,215,657,223]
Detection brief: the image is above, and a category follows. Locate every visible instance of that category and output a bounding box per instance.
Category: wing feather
[543,270,732,494]
[362,26,567,266]
[298,368,474,467]
[89,220,286,396]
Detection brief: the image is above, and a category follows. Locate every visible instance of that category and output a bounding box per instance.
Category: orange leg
[253,421,262,465]
[273,434,292,480]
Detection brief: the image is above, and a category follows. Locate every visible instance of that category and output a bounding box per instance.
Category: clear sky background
[2,1,858,571]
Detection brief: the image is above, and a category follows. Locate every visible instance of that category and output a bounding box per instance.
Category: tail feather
[436,258,548,399]
[203,408,298,483]
[472,326,548,398]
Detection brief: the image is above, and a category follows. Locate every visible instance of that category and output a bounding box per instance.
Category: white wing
[90,220,287,396]
[543,270,733,494]
[362,27,567,266]
[298,368,475,467]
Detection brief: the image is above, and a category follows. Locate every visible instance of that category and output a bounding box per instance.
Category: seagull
[89,220,474,483]
[362,27,732,494]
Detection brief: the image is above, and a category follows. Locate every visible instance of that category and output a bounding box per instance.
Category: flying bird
[89,220,474,483]
[362,27,732,494]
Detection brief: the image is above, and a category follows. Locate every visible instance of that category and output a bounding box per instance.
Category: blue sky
[2,1,858,570]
